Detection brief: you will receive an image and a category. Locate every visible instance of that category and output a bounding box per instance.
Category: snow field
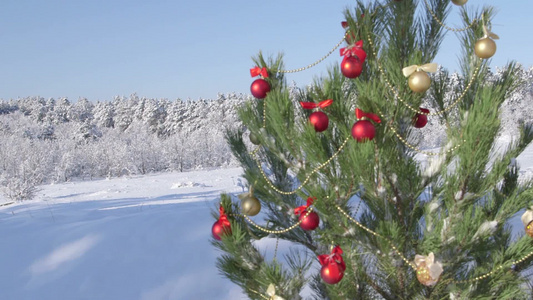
[0,168,246,300]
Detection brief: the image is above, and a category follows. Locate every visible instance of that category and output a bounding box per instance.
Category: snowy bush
[0,135,47,201]
[0,174,39,202]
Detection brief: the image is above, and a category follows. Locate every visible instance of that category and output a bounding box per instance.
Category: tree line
[0,93,248,201]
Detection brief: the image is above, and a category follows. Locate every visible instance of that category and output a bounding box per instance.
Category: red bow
[218,205,230,227]
[250,66,268,78]
[355,108,381,124]
[418,107,430,115]
[294,197,315,216]
[340,40,366,62]
[300,99,333,110]
[318,246,346,272]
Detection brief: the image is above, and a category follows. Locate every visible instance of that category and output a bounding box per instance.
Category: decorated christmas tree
[211,0,533,298]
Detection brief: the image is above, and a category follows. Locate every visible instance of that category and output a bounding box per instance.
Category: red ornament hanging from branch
[294,197,320,231]
[300,99,333,132]
[341,56,363,79]
[413,108,430,128]
[340,40,367,63]
[339,21,365,79]
[318,246,346,284]
[352,108,381,142]
[212,205,232,240]
[250,66,271,99]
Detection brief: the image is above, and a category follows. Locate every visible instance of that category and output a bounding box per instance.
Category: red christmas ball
[413,108,429,128]
[413,114,427,128]
[309,111,329,132]
[250,79,270,99]
[212,220,231,240]
[320,263,345,285]
[351,120,375,142]
[298,210,320,231]
[341,56,363,79]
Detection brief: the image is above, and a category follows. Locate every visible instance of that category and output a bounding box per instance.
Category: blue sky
[1,0,531,101]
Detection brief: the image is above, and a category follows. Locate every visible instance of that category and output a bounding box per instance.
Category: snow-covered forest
[0,92,248,201]
[0,66,532,202]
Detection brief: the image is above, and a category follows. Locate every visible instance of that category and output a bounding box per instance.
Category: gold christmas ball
[241,195,261,216]
[451,0,467,6]
[526,221,533,238]
[249,132,260,145]
[474,38,497,59]
[408,71,431,93]
[416,263,433,286]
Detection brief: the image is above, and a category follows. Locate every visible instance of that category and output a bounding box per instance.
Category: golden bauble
[241,195,261,216]
[416,264,433,286]
[249,132,260,145]
[451,0,467,6]
[474,38,497,59]
[416,262,441,286]
[408,71,431,93]
[526,221,533,238]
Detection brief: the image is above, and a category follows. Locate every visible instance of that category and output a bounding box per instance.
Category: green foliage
[214,0,533,299]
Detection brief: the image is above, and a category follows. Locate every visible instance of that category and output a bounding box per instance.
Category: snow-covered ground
[0,168,248,300]
[1,142,533,300]
[517,142,533,176]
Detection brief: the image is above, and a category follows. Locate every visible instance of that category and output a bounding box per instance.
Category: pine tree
[69,97,94,123]
[51,97,71,124]
[212,1,533,299]
[113,95,136,131]
[93,101,115,129]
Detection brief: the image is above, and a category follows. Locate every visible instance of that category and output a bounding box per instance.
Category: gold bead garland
[273,236,280,260]
[270,32,348,74]
[377,110,465,156]
[422,0,477,32]
[237,205,316,234]
[445,250,533,284]
[263,96,267,129]
[388,125,465,156]
[251,136,351,195]
[334,201,418,270]
[366,33,482,116]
